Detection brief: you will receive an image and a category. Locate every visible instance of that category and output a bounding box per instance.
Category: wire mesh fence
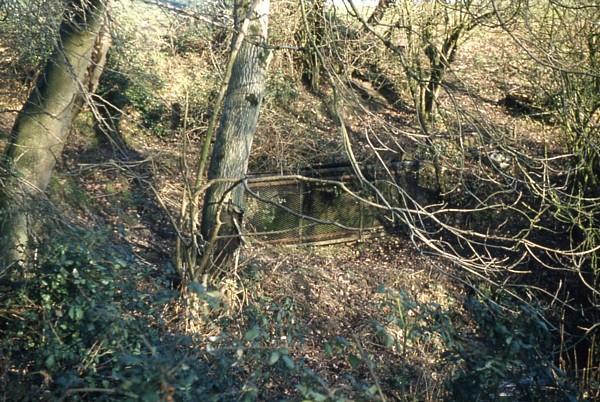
[244,161,432,245]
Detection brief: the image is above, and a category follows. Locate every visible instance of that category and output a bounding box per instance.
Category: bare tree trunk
[421,25,462,119]
[82,10,114,142]
[87,17,112,96]
[365,0,395,29]
[89,20,139,156]
[199,0,270,277]
[298,0,325,92]
[0,0,109,269]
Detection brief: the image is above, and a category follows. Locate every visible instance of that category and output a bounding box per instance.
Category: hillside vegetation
[0,0,598,401]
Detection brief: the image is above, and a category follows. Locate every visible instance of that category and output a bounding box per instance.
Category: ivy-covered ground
[0,231,575,401]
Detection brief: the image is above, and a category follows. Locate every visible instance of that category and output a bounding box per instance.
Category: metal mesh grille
[245,182,305,243]
[243,162,430,245]
[244,178,387,245]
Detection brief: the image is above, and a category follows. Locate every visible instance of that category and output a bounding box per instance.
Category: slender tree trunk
[298,0,325,92]
[421,25,462,119]
[365,0,395,29]
[87,15,112,95]
[0,0,109,269]
[85,10,116,145]
[199,0,270,276]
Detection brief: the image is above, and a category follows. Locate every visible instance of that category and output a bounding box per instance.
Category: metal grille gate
[243,161,430,245]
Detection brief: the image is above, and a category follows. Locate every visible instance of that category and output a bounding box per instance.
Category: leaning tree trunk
[0,0,109,269]
[199,0,270,278]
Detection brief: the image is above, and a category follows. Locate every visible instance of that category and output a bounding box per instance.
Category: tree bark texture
[200,0,270,272]
[0,0,109,269]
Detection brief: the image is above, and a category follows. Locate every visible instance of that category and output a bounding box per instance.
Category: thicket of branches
[233,0,600,329]
[284,0,599,392]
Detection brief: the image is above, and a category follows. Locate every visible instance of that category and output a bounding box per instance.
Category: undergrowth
[0,230,583,401]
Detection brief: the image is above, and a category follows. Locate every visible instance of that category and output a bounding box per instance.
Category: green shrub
[0,0,64,76]
[0,236,206,401]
